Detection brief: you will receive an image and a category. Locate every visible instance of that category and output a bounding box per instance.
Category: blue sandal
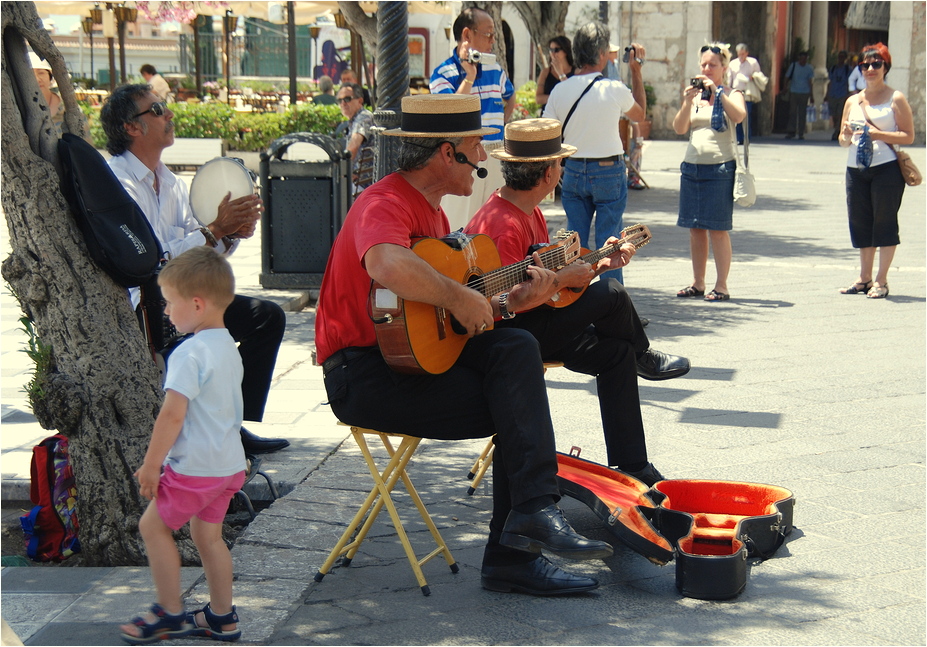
[187,603,242,642]
[121,603,191,645]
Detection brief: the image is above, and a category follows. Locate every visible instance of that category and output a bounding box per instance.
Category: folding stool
[465,362,564,495]
[314,423,459,596]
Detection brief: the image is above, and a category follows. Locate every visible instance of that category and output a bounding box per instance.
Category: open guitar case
[556,451,794,600]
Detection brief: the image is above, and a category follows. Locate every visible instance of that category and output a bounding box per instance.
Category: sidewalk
[2,136,925,646]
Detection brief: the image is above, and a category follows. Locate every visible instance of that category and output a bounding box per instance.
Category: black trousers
[498,278,649,467]
[846,162,905,249]
[787,92,810,137]
[323,328,561,557]
[224,295,286,422]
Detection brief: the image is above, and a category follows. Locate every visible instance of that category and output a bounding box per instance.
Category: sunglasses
[560,157,567,167]
[337,96,357,104]
[549,46,562,54]
[859,60,884,71]
[133,101,166,118]
[700,45,722,55]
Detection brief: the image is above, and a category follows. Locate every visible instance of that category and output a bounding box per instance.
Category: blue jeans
[562,157,628,283]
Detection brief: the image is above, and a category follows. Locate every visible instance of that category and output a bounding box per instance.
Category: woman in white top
[838,43,914,299]
[672,43,746,302]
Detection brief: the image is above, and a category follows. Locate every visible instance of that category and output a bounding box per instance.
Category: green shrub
[512,81,540,121]
[77,100,347,153]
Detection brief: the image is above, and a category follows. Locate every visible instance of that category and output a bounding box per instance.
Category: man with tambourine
[101,84,289,455]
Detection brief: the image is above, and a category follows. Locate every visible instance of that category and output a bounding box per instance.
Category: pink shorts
[156,465,246,530]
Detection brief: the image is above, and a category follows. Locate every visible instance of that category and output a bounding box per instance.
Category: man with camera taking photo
[430,7,515,230]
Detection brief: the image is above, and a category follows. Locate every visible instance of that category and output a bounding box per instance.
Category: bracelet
[498,292,515,319]
[199,226,218,248]
[461,78,473,86]
[559,74,567,80]
[635,137,644,143]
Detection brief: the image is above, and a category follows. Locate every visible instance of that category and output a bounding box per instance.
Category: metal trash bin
[259,133,351,289]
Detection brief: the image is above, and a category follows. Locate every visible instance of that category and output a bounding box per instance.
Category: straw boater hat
[381,94,499,138]
[491,118,577,162]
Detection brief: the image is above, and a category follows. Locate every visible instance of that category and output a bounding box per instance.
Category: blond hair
[701,42,732,67]
[158,247,235,309]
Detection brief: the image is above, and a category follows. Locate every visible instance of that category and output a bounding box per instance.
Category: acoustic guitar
[371,225,650,374]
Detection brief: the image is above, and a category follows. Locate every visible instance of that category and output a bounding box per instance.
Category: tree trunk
[1,2,192,566]
[510,1,570,78]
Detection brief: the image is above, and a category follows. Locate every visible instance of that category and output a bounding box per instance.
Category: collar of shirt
[121,150,177,197]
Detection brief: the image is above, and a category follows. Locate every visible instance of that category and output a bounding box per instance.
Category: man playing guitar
[466,119,690,485]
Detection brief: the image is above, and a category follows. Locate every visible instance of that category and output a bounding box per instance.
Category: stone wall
[618,1,712,139]
[890,2,926,146]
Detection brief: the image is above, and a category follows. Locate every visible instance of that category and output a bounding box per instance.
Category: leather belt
[570,155,622,163]
[322,346,376,376]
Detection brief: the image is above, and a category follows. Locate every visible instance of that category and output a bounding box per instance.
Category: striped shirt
[430,50,513,142]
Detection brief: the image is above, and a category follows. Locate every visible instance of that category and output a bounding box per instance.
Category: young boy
[120,247,247,645]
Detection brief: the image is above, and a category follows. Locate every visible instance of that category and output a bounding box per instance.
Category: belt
[322,346,376,376]
[570,155,622,163]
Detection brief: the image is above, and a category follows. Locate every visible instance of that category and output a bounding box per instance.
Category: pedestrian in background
[783,51,814,140]
[672,43,746,302]
[313,76,337,105]
[837,43,914,299]
[828,51,852,141]
[544,22,647,284]
[728,43,763,144]
[140,64,171,102]
[535,35,574,110]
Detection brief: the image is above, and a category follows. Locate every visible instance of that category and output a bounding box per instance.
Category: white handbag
[730,112,756,207]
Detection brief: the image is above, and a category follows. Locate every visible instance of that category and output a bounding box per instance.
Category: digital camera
[690,78,706,91]
[623,47,644,65]
[468,49,497,66]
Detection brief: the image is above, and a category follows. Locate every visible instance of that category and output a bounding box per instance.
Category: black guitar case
[556,451,794,600]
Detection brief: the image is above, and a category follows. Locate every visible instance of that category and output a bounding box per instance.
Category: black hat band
[401,109,483,133]
[504,136,563,157]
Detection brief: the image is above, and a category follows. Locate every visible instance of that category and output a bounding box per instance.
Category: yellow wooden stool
[314,423,459,596]
[466,362,564,495]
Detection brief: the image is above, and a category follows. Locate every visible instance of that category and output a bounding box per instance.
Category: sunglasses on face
[859,60,884,71]
[560,157,567,167]
[549,46,562,54]
[133,101,166,118]
[337,96,357,104]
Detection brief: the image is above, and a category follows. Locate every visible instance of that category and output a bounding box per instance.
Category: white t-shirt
[543,72,636,157]
[163,328,246,477]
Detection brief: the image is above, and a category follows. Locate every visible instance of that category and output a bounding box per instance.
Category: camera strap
[561,74,604,142]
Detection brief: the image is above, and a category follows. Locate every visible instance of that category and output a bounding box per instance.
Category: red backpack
[19,434,81,562]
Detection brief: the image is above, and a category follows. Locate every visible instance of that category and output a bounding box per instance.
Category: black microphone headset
[451,146,488,178]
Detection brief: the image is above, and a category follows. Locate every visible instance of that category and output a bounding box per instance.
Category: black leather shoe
[240,427,289,454]
[482,555,599,595]
[636,349,690,381]
[617,463,665,487]
[500,505,613,560]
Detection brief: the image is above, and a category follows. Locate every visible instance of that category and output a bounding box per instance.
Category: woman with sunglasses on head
[535,36,575,109]
[672,43,746,302]
[837,43,914,300]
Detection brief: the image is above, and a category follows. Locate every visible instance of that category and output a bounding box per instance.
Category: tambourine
[189,157,256,225]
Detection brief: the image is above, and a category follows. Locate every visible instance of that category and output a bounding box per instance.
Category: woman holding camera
[535,36,575,109]
[837,43,914,299]
[672,43,745,302]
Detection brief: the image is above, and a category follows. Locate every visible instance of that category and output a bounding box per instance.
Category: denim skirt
[676,160,735,231]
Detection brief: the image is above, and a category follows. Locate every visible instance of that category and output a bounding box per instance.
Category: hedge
[80,101,344,152]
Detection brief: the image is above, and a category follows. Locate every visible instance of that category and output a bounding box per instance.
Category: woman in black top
[536,36,575,109]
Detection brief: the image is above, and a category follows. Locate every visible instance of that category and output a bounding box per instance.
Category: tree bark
[1,2,193,565]
[510,1,570,78]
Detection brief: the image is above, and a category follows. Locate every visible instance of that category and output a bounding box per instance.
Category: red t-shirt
[465,191,550,266]
[315,173,450,364]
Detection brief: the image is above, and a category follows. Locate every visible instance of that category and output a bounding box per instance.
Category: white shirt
[543,72,636,157]
[109,151,237,307]
[728,56,761,92]
[163,329,246,477]
[848,66,867,92]
[148,73,171,101]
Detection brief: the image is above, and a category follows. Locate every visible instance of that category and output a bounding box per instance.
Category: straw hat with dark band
[491,118,577,162]
[382,94,499,138]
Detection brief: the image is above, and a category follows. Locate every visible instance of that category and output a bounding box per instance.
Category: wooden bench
[162,138,226,171]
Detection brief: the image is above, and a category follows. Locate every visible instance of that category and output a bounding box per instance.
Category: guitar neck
[580,229,651,266]
[470,244,568,297]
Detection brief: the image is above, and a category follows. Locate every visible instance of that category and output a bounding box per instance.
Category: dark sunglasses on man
[133,101,166,118]
[337,96,357,104]
[549,46,562,54]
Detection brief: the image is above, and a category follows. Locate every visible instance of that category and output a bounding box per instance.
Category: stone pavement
[1,135,924,646]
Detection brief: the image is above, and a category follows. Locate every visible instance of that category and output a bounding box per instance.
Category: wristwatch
[498,292,515,319]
